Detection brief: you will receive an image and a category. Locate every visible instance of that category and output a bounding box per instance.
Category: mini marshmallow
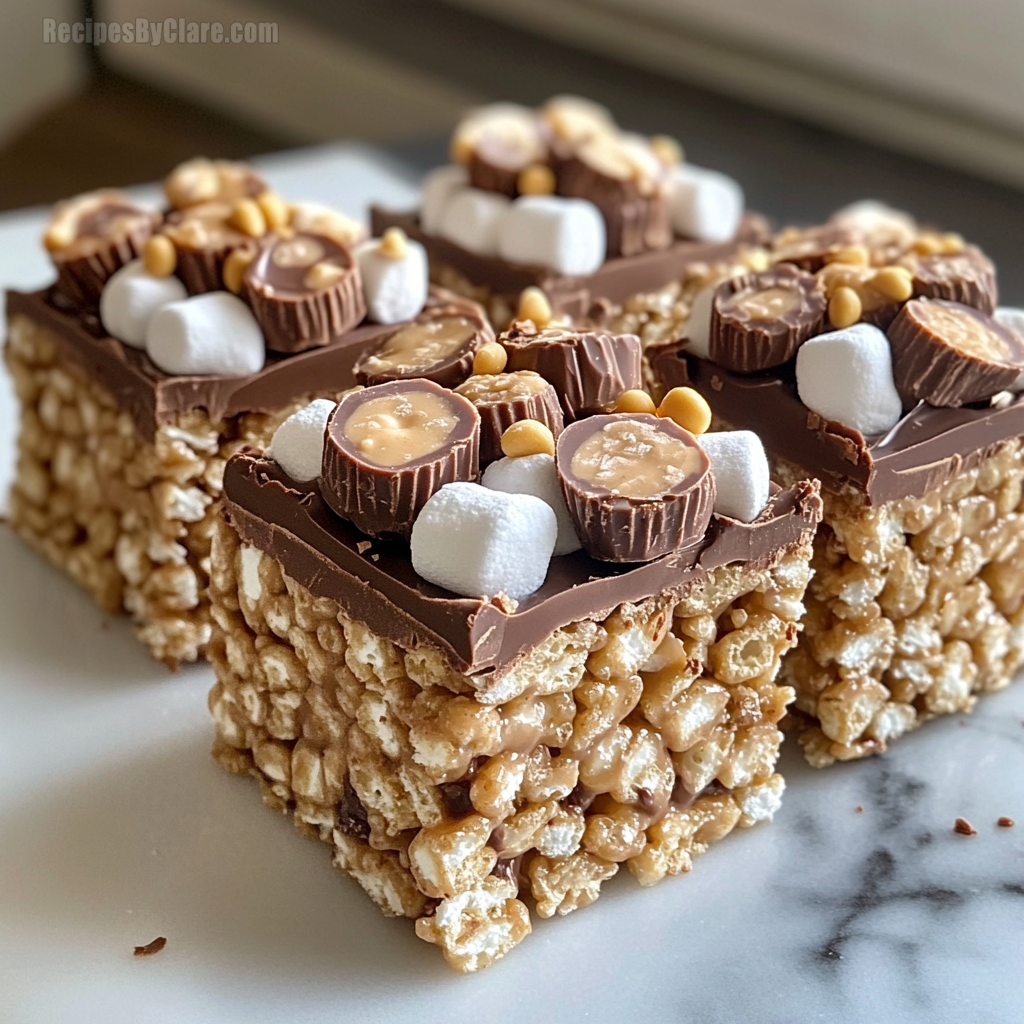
[482,453,581,555]
[682,282,716,358]
[796,323,903,436]
[268,398,337,482]
[356,236,428,324]
[497,195,606,275]
[411,482,557,600]
[830,199,916,236]
[669,164,744,244]
[437,187,511,257]
[698,430,770,523]
[996,308,1024,390]
[419,163,470,234]
[99,259,187,348]
[146,292,266,376]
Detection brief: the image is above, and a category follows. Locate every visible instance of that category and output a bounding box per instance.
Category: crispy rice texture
[5,312,336,665]
[207,513,815,971]
[770,448,1024,766]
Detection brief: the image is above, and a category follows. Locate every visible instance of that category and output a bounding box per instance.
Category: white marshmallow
[830,199,916,236]
[355,236,428,324]
[497,195,606,275]
[996,308,1024,391]
[698,430,770,523]
[796,324,903,435]
[683,282,716,358]
[145,292,266,377]
[268,399,337,482]
[419,164,470,235]
[99,259,187,348]
[996,307,1024,336]
[437,187,511,256]
[411,482,557,600]
[481,454,581,556]
[669,164,744,243]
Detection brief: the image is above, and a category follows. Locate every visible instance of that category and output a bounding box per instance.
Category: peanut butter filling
[344,391,460,467]
[360,317,477,377]
[271,235,325,269]
[920,304,1010,363]
[45,192,150,257]
[570,419,701,499]
[164,203,247,249]
[456,370,550,404]
[725,285,799,320]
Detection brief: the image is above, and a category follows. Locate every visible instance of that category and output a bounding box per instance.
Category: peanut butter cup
[244,231,366,353]
[905,245,998,315]
[162,202,260,295]
[556,412,714,562]
[319,379,481,540]
[888,298,1024,407]
[455,370,565,463]
[502,321,642,421]
[556,136,672,258]
[44,190,160,306]
[710,265,827,372]
[354,298,493,388]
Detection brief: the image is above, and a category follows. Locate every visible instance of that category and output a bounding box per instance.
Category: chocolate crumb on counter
[953,817,977,836]
[997,817,1015,828]
[133,936,167,957]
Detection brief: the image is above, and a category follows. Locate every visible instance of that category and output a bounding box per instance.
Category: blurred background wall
[0,0,1021,292]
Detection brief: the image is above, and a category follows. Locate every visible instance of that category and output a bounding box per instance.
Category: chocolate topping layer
[653,345,1024,505]
[223,452,821,681]
[371,208,764,319]
[4,288,431,441]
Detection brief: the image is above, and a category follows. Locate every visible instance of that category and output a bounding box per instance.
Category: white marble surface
[1,147,1023,1024]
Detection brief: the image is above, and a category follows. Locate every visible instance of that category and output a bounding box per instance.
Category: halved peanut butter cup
[244,232,365,353]
[320,379,480,540]
[556,412,714,562]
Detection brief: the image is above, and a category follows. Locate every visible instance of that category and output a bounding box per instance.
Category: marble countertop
[1,145,1021,1024]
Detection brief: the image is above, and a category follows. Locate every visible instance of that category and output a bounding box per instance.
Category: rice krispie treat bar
[207,317,822,971]
[371,95,769,334]
[5,159,491,665]
[651,201,1024,765]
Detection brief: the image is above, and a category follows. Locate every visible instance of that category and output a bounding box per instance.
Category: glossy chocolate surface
[370,208,767,319]
[654,345,1024,504]
[4,288,476,441]
[223,451,820,681]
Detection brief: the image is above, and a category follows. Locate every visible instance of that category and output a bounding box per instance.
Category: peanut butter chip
[344,391,459,468]
[920,303,1010,363]
[361,317,476,377]
[272,236,326,269]
[727,285,799,320]
[571,419,700,499]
